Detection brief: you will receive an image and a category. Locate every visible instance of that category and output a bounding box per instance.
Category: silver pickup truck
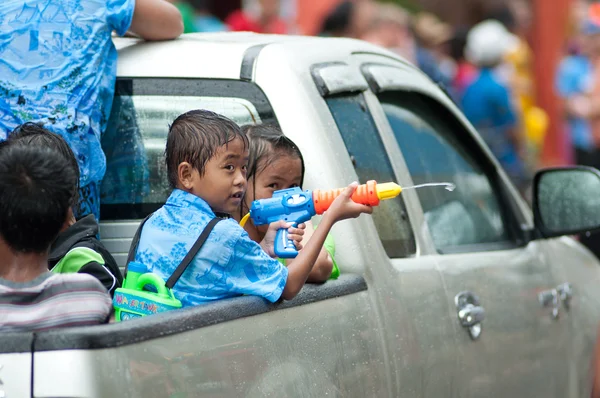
[4,33,600,398]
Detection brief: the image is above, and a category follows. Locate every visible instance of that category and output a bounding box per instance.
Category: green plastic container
[113,262,182,322]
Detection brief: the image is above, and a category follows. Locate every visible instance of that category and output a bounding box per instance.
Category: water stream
[401,182,456,192]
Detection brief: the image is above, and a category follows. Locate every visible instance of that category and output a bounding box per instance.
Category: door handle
[538,288,560,319]
[455,291,485,340]
[556,283,573,310]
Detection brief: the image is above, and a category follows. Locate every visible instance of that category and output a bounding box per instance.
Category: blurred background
[168,0,582,173]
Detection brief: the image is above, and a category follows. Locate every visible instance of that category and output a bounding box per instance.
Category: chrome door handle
[455,291,485,340]
[539,289,559,319]
[557,283,573,310]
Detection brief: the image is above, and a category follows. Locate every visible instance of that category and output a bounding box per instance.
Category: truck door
[362,61,572,398]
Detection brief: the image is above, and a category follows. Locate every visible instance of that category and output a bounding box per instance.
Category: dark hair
[485,5,516,32]
[7,122,80,207]
[165,109,248,188]
[449,26,470,61]
[320,0,354,36]
[241,124,305,216]
[0,146,77,253]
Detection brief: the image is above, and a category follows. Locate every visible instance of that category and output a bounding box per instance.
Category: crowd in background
[165,0,554,194]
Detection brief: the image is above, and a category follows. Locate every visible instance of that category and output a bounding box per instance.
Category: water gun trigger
[274,226,299,258]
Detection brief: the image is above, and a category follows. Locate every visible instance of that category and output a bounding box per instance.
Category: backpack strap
[125,212,154,275]
[165,218,222,289]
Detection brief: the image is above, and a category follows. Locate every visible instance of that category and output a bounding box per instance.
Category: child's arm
[281,182,372,300]
[285,221,333,283]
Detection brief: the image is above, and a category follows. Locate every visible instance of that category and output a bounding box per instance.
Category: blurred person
[361,3,452,95]
[319,0,375,39]
[448,26,478,99]
[189,0,228,32]
[0,0,183,221]
[167,0,198,33]
[556,5,600,169]
[226,0,287,34]
[461,20,528,194]
[413,12,455,85]
[487,2,548,171]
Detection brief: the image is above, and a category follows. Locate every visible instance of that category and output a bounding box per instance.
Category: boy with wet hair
[0,145,112,332]
[7,123,123,296]
[133,109,372,307]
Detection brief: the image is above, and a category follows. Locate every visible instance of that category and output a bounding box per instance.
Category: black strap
[125,212,155,275]
[165,218,221,289]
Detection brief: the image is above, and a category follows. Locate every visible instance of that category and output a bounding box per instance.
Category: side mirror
[533,167,600,238]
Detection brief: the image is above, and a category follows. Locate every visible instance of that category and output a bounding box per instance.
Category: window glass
[326,94,416,258]
[101,79,272,220]
[379,92,509,250]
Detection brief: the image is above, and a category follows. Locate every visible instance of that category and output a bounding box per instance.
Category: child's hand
[260,221,305,258]
[326,182,373,222]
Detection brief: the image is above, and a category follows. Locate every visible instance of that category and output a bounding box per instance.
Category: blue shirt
[0,0,135,187]
[555,55,594,151]
[135,189,289,307]
[461,68,522,176]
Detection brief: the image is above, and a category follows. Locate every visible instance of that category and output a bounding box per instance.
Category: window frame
[322,92,417,259]
[375,90,527,254]
[101,77,278,220]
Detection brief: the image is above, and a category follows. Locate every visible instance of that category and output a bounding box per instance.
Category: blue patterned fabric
[0,0,135,211]
[135,189,289,307]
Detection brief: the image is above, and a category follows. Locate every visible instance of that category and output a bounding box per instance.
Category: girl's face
[245,152,303,233]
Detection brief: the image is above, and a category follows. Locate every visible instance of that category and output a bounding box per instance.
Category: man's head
[166,109,249,214]
[0,145,77,254]
[7,123,80,208]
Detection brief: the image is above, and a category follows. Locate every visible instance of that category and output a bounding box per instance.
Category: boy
[6,123,123,296]
[0,145,112,332]
[0,0,183,220]
[133,110,372,307]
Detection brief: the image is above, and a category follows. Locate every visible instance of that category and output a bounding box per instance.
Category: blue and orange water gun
[240,180,402,258]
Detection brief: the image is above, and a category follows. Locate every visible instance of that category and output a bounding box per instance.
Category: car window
[101,78,276,220]
[325,94,416,258]
[378,92,510,251]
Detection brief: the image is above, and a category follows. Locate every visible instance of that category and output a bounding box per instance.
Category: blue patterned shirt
[0,0,135,187]
[135,189,289,307]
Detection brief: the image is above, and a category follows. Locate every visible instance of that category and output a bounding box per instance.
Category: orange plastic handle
[312,180,379,214]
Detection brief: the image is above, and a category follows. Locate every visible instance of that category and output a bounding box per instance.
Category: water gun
[113,262,182,322]
[241,180,402,258]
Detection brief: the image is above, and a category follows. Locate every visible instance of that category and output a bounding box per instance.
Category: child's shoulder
[48,272,107,292]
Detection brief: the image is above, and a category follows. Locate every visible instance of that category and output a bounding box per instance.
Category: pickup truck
[3,32,600,398]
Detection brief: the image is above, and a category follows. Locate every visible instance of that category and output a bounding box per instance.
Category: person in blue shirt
[556,15,600,168]
[0,0,183,220]
[461,20,527,192]
[133,110,372,307]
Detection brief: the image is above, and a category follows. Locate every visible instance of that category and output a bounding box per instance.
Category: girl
[238,124,339,282]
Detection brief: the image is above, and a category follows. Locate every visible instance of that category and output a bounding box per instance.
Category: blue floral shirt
[135,189,289,307]
[0,0,135,187]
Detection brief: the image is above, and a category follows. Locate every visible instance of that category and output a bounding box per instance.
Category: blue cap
[127,261,147,274]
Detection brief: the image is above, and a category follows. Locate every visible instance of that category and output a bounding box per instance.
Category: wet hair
[166,109,248,189]
[7,122,80,207]
[241,124,305,216]
[243,124,305,186]
[0,145,77,253]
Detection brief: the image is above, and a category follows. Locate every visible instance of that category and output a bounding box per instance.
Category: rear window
[101,78,276,220]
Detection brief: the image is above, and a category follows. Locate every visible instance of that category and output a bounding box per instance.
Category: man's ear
[178,162,195,190]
